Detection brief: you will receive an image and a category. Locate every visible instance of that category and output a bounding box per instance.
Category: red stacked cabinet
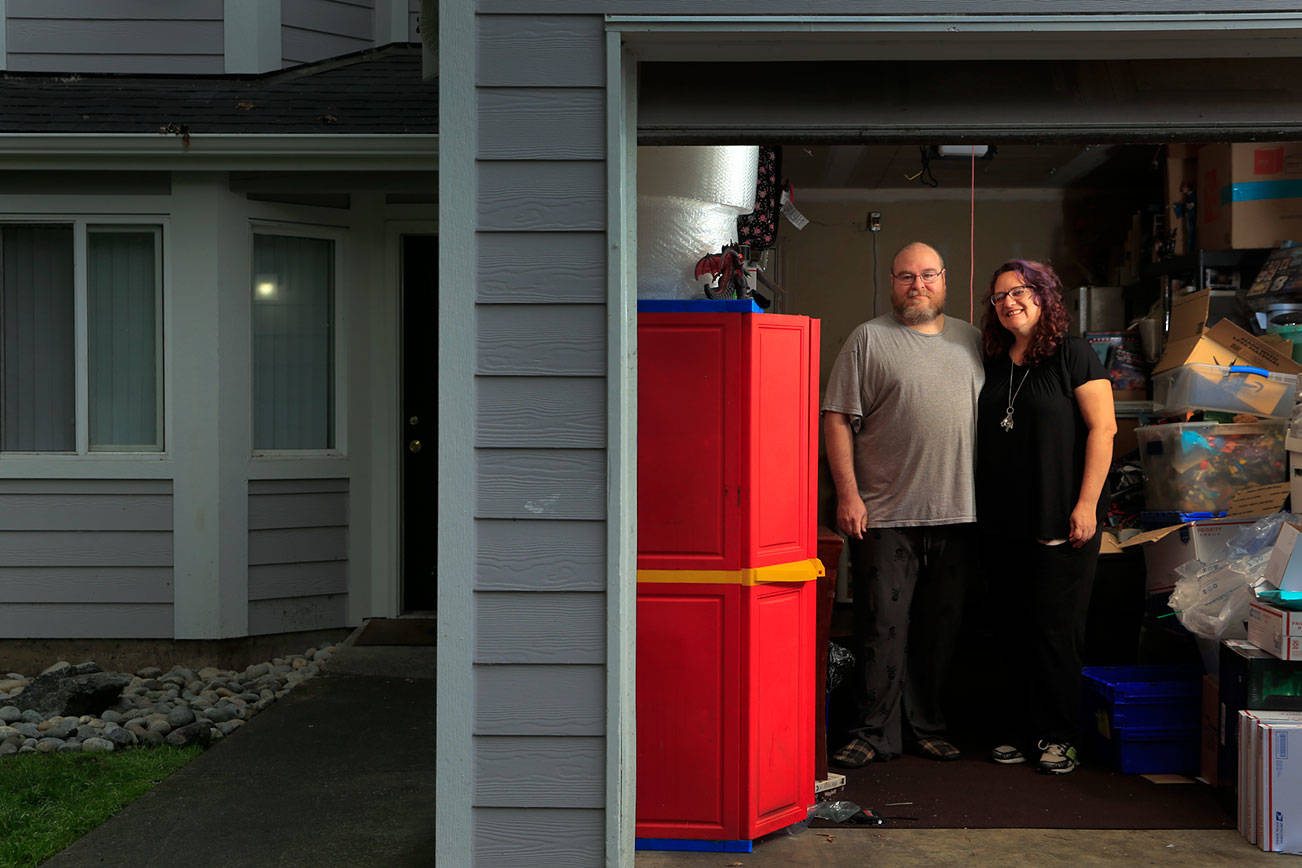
[635,309,820,846]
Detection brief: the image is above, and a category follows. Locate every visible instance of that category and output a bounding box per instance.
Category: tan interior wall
[773,193,1069,388]
[771,192,1069,527]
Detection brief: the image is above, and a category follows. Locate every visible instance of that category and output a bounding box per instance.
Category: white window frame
[248,220,348,460]
[0,214,170,467]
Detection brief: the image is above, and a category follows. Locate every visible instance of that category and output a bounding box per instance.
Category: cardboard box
[1166,147,1199,256]
[1248,599,1302,661]
[1292,450,1302,512]
[1155,290,1302,375]
[1120,515,1262,595]
[1238,710,1302,846]
[1199,143,1302,252]
[1259,721,1302,852]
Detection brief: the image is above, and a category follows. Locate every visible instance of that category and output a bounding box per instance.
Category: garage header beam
[638,58,1302,144]
[612,12,1302,61]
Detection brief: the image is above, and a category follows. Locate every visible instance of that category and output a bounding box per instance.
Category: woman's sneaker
[1036,741,1078,775]
[990,744,1025,764]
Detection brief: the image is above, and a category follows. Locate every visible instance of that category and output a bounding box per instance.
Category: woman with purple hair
[975,259,1116,775]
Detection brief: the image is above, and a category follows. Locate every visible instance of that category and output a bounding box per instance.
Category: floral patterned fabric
[736,145,782,252]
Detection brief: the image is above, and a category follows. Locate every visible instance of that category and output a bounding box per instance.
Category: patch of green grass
[0,746,202,867]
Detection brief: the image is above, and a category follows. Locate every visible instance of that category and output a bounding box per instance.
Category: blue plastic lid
[637,299,764,313]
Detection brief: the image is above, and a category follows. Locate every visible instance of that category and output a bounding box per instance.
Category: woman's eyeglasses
[990,286,1034,306]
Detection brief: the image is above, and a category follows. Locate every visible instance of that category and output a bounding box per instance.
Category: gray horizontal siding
[248,527,348,564]
[477,232,607,304]
[248,561,347,601]
[6,19,223,74]
[476,449,605,520]
[283,0,373,66]
[248,594,348,635]
[479,89,605,160]
[247,478,348,635]
[477,15,605,87]
[477,377,605,448]
[478,161,605,232]
[474,736,605,807]
[475,520,605,591]
[474,808,604,868]
[468,9,611,864]
[476,664,604,735]
[476,592,605,663]
[0,480,173,637]
[477,304,606,375]
[0,531,171,566]
[248,491,348,529]
[0,603,172,638]
[0,567,171,603]
[0,494,171,530]
[7,0,223,17]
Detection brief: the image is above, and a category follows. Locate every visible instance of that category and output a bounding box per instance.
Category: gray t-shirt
[822,314,984,527]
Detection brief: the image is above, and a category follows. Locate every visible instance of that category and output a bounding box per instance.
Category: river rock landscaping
[0,643,338,757]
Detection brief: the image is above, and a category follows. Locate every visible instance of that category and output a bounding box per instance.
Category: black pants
[983,532,1101,748]
[846,524,973,759]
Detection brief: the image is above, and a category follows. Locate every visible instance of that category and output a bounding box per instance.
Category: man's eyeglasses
[892,269,944,285]
[990,286,1034,306]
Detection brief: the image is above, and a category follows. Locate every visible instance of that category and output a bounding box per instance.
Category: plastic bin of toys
[1135,421,1287,514]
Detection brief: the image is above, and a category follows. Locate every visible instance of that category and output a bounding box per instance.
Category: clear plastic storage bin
[1152,363,1298,419]
[1136,421,1287,513]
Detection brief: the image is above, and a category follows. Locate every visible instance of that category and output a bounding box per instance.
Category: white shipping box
[1120,516,1261,596]
[1261,722,1302,853]
[1248,600,1302,661]
[1264,522,1302,596]
[1240,711,1302,846]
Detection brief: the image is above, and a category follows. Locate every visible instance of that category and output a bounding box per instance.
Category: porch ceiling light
[255,277,277,299]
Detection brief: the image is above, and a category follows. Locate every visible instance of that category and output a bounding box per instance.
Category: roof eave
[0,133,437,171]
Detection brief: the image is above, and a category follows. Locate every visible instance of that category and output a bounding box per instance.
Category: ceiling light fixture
[930,144,996,160]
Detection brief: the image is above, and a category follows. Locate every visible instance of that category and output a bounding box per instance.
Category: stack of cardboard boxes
[1117,143,1302,851]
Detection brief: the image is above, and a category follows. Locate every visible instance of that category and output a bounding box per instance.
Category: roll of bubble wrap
[639,146,759,212]
[637,195,739,299]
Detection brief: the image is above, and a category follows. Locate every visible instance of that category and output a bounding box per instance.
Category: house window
[0,223,161,453]
[251,233,335,450]
[1,226,74,451]
[88,227,163,451]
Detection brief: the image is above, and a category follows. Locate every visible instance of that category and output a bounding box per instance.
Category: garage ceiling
[781,143,1164,192]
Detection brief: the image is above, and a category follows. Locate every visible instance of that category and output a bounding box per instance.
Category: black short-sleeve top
[976,335,1111,541]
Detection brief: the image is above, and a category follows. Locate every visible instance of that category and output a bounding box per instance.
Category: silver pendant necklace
[1000,360,1031,432]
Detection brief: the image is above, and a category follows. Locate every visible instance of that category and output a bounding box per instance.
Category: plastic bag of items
[827,641,855,692]
[1168,512,1295,640]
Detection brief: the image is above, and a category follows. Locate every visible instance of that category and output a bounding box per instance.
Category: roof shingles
[0,45,435,134]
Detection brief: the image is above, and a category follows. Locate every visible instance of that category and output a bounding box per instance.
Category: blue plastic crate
[1084,724,1201,775]
[1082,664,1202,730]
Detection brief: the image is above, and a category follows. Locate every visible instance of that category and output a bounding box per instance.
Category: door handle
[408,439,422,453]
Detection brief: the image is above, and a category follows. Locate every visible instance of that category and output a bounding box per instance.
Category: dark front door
[402,233,437,612]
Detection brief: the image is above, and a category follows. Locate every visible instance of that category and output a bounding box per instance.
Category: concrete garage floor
[635,828,1295,865]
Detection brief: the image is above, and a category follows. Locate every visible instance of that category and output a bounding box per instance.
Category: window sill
[0,453,172,478]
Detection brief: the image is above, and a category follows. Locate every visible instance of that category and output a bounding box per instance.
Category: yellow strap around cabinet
[636,557,825,586]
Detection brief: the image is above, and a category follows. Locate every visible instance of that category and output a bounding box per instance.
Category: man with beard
[822,241,984,767]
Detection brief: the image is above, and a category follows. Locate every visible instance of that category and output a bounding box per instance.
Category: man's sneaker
[1036,741,1078,775]
[990,744,1025,764]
